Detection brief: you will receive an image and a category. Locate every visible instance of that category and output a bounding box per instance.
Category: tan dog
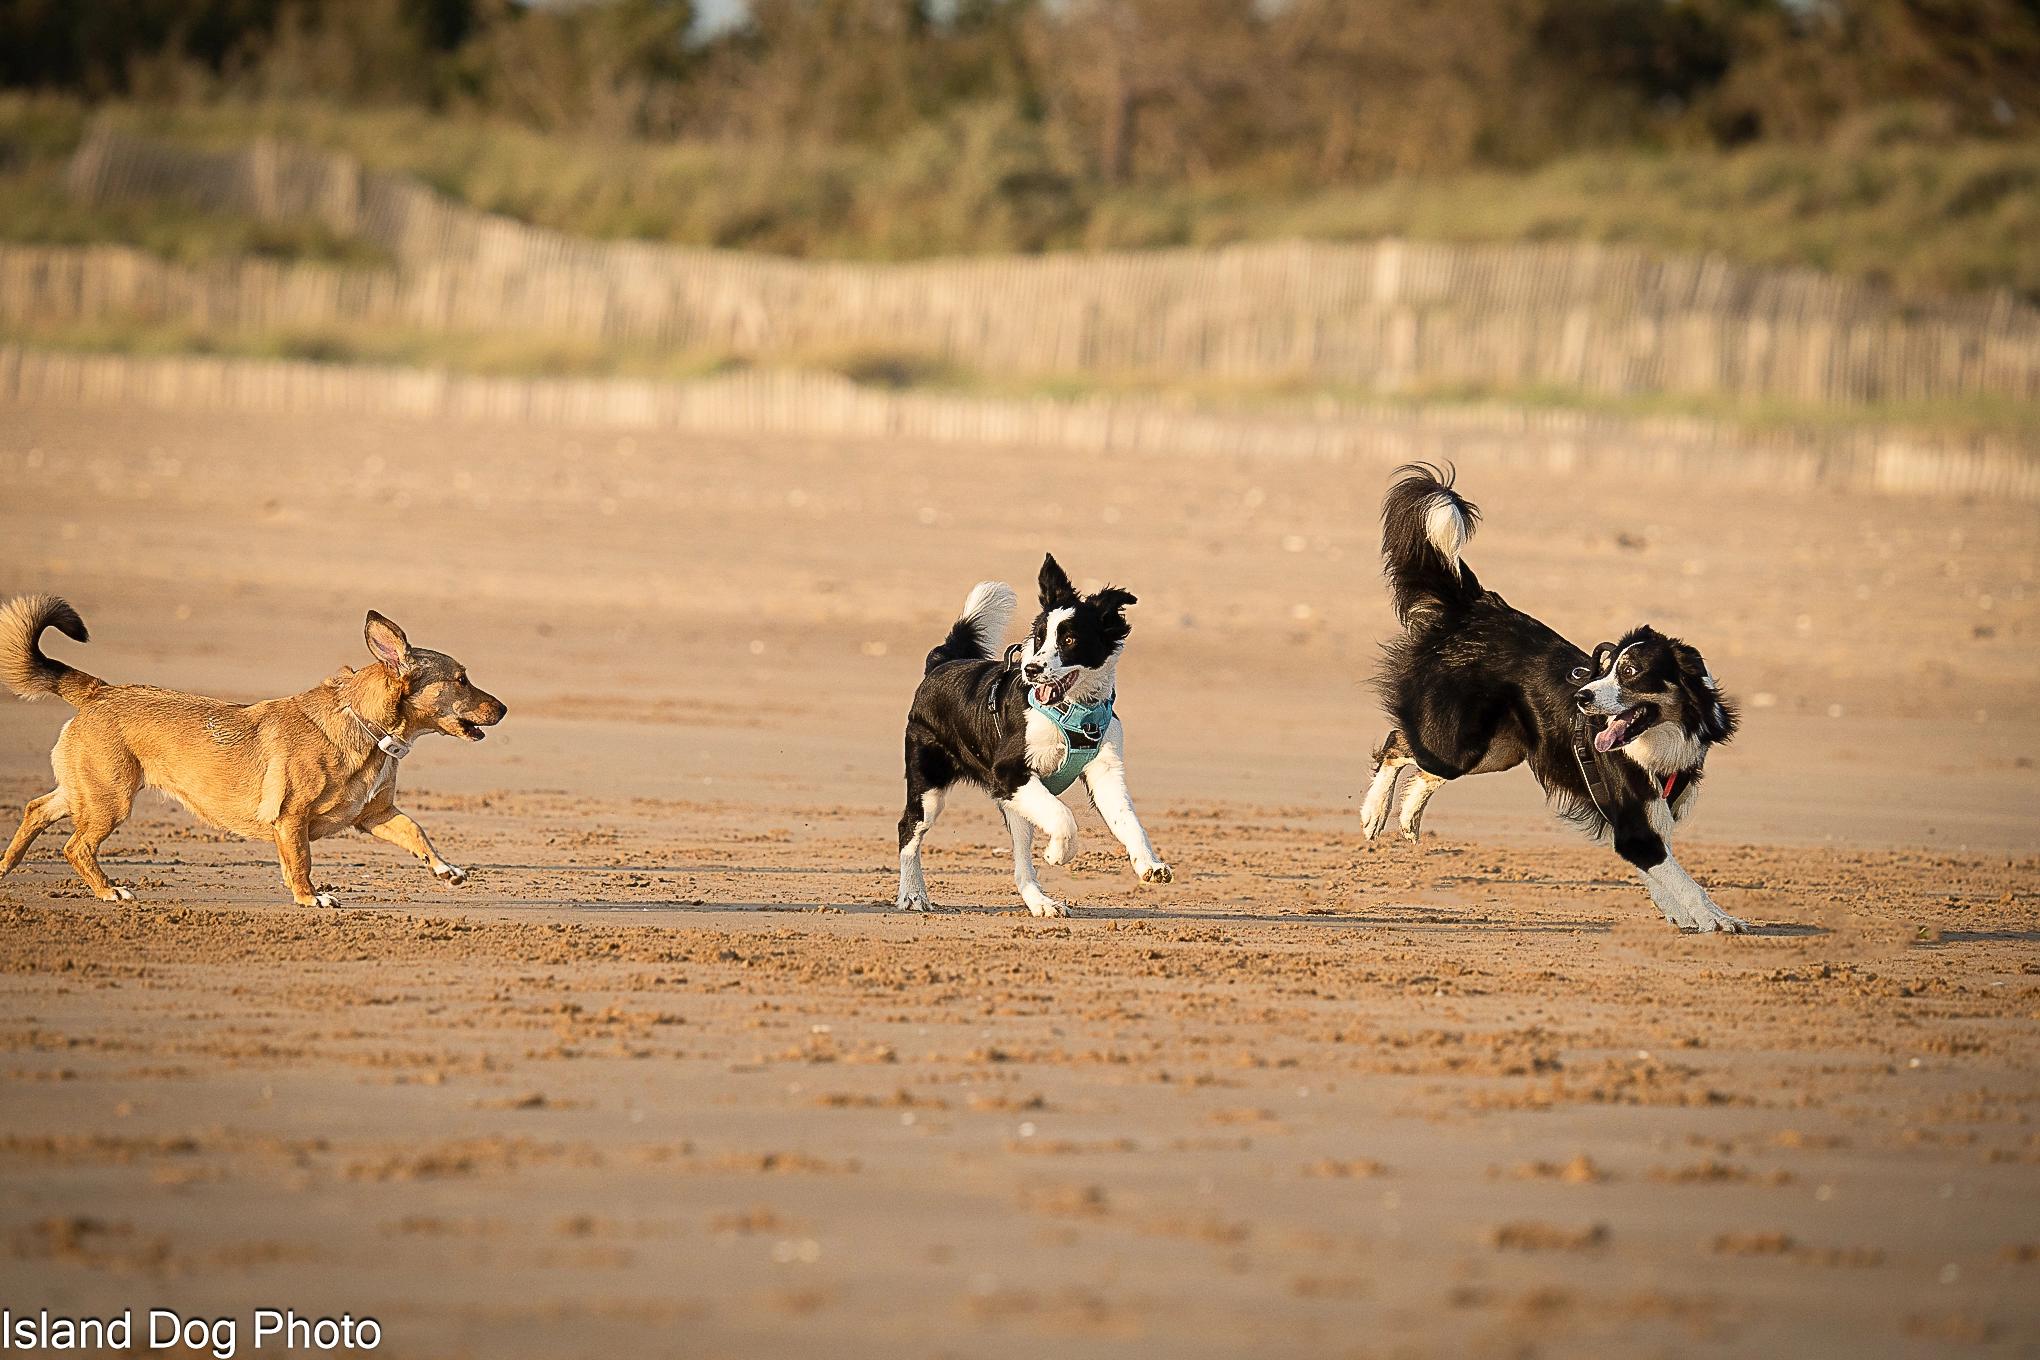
[0,596,505,907]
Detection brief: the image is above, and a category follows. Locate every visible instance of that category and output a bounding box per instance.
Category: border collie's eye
[1568,665,1590,683]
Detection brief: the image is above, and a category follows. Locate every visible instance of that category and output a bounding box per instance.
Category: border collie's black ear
[1094,586,1137,615]
[1674,643,1737,744]
[1039,554,1077,610]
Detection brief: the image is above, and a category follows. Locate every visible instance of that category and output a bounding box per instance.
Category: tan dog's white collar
[341,705,412,760]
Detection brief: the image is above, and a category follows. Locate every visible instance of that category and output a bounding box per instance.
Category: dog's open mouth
[454,718,489,742]
[1592,703,1659,752]
[1032,671,1081,705]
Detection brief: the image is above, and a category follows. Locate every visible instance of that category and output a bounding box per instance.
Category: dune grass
[3,96,2035,300]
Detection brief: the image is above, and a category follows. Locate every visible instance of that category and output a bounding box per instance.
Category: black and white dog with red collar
[896,555,1172,917]
[1361,465,1747,933]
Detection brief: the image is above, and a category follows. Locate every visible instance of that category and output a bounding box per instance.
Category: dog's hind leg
[1361,730,1413,840]
[999,801,1066,918]
[358,804,467,886]
[2,789,68,875]
[1397,768,1447,843]
[273,816,338,908]
[896,786,945,912]
[1080,724,1170,884]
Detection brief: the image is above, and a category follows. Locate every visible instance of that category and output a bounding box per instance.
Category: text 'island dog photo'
[0,2,2035,1357]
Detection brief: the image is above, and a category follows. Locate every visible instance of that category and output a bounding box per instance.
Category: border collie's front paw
[434,863,469,887]
[1042,836,1076,867]
[1021,887,1068,918]
[1695,911,1749,935]
[897,890,933,912]
[1138,861,1173,884]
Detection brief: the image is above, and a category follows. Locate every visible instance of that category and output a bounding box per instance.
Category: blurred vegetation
[3,92,2036,298]
[0,1,2034,296]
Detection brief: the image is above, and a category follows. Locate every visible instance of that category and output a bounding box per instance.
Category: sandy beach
[1,402,2035,1358]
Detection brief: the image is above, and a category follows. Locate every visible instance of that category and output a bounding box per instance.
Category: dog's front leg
[1641,855,1747,934]
[359,804,467,886]
[1618,804,1746,934]
[273,816,338,908]
[1000,781,1074,917]
[1081,725,1170,884]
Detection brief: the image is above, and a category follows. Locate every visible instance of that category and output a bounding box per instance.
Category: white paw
[434,863,469,887]
[1694,911,1749,935]
[1042,836,1076,867]
[1359,795,1392,840]
[100,886,135,903]
[896,890,933,912]
[1399,824,1422,844]
[311,891,340,909]
[1022,890,1069,918]
[1138,861,1173,884]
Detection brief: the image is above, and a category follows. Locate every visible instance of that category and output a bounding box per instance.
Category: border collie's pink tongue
[1594,710,1636,753]
[1034,674,1076,704]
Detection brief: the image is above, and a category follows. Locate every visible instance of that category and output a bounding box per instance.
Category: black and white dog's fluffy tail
[1380,463,1481,624]
[925,581,1017,674]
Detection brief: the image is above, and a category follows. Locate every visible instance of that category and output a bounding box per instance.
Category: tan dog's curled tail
[0,594,100,706]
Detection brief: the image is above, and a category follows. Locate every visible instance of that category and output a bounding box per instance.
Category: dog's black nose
[1023,663,1044,680]
[1574,688,1594,712]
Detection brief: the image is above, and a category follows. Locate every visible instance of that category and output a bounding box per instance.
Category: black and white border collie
[897,555,1172,917]
[1361,465,1747,933]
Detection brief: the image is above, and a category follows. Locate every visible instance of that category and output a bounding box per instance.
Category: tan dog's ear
[364,611,414,676]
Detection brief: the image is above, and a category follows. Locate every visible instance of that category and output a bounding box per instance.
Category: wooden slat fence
[50,131,2040,408]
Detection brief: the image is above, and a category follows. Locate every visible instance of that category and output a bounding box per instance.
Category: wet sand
[1,405,2036,1357]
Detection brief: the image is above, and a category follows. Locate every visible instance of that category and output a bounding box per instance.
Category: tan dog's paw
[1138,861,1173,884]
[98,886,136,903]
[434,864,469,887]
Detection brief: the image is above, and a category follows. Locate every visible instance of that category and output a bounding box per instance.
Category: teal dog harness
[1028,688,1115,795]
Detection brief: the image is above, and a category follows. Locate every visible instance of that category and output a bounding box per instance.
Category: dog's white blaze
[959,580,1017,653]
[1026,606,1076,677]
[1079,721,1167,879]
[1424,494,1469,575]
[1578,643,1637,713]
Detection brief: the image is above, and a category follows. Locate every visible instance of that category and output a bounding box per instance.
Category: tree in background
[1,0,2033,175]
